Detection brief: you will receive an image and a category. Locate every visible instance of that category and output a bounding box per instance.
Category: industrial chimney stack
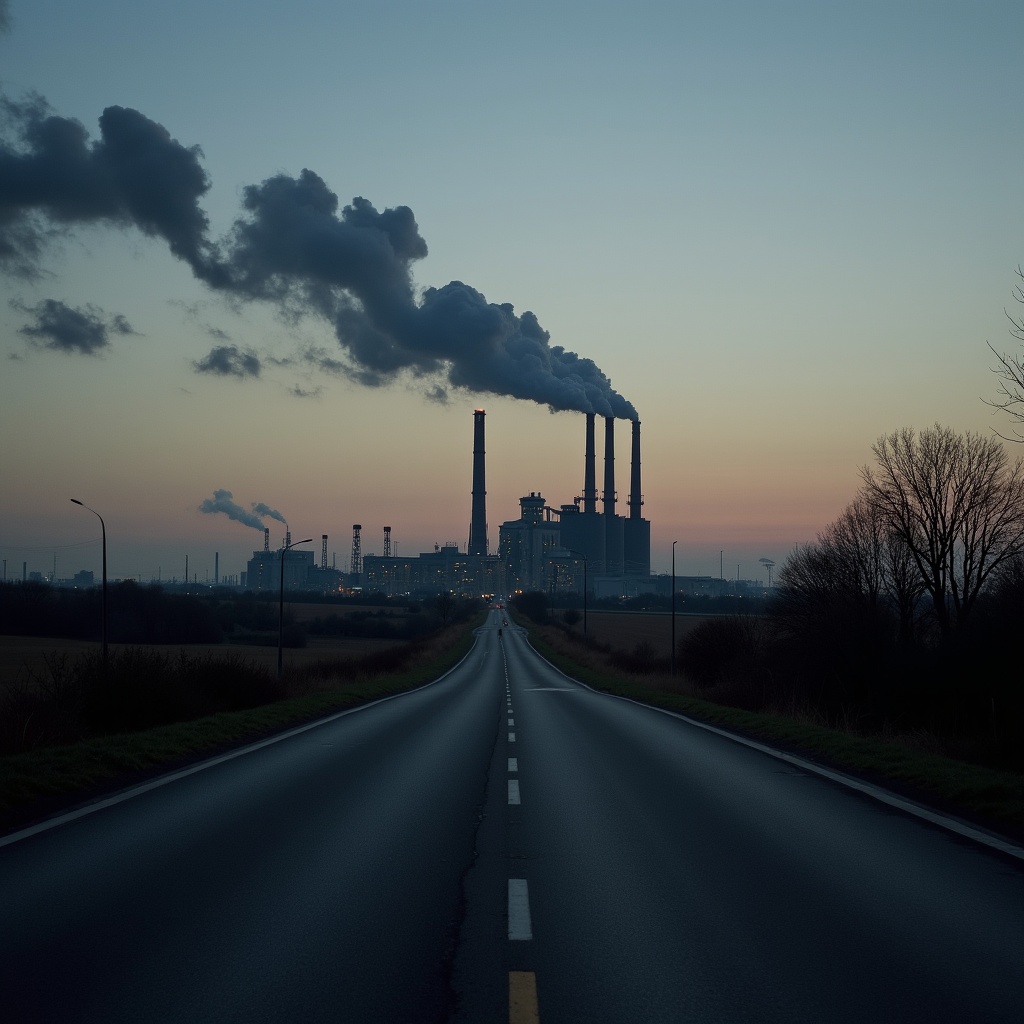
[583,412,597,514]
[603,416,616,517]
[628,420,643,520]
[263,528,270,552]
[468,409,488,556]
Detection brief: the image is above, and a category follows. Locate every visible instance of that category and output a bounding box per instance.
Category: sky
[2,0,1023,584]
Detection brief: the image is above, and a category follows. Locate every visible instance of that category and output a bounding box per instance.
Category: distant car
[502,619,507,626]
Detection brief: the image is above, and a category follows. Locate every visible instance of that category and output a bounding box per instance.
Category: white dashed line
[508,757,518,772]
[508,879,533,940]
[508,732,516,742]
[508,718,515,727]
[508,779,521,804]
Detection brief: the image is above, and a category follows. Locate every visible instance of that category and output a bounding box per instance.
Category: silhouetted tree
[987,265,1024,441]
[861,425,1024,635]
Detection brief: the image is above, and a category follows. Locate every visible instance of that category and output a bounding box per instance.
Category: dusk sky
[2,0,1023,584]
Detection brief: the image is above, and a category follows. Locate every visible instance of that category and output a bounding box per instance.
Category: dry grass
[563,610,711,654]
[0,635,401,688]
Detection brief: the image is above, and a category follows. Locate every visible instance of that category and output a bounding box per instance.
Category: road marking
[508,732,515,742]
[508,779,521,804]
[508,879,532,939]
[509,971,540,1024]
[508,757,518,772]
[508,718,515,726]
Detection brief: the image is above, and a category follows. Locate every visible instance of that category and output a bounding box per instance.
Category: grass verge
[526,624,1024,843]
[0,617,480,835]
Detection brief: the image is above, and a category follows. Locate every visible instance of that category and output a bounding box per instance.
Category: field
[0,634,402,687]
[565,610,712,655]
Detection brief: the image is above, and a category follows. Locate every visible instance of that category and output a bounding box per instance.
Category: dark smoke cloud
[13,297,136,354]
[193,344,261,378]
[0,94,220,281]
[251,502,286,526]
[0,93,637,418]
[198,489,265,531]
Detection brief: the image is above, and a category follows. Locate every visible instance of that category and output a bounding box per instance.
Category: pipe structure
[628,419,643,520]
[583,413,597,514]
[469,409,488,556]
[603,416,616,517]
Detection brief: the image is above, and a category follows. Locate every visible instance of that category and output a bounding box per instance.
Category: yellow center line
[509,971,540,1024]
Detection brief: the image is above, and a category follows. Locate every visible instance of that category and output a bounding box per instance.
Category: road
[1,608,1022,1022]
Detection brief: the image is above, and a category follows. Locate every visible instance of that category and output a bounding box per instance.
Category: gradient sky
[2,0,1023,584]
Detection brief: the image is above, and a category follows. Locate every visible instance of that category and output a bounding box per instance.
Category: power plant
[239,408,653,598]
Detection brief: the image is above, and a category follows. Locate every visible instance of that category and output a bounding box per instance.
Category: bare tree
[861,424,1024,635]
[986,265,1024,441]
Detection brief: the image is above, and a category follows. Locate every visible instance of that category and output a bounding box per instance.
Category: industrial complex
[243,408,654,599]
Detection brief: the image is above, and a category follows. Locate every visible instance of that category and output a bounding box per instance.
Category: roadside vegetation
[0,593,484,832]
[510,577,1024,840]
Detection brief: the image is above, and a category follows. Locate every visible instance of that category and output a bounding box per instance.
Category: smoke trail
[0,94,637,418]
[251,502,286,526]
[198,489,265,531]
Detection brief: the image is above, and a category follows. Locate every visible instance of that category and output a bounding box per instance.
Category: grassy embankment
[0,614,482,833]
[524,615,1024,842]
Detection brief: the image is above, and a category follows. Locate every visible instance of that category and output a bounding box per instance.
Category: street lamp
[671,540,678,677]
[563,549,588,641]
[279,537,312,679]
[71,499,108,667]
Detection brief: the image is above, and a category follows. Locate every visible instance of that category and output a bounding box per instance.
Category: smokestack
[469,409,488,556]
[264,528,270,552]
[215,551,219,585]
[285,529,291,549]
[628,420,643,520]
[603,416,616,517]
[583,413,597,514]
[321,535,328,570]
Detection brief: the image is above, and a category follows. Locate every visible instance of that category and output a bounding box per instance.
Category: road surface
[2,608,1022,1022]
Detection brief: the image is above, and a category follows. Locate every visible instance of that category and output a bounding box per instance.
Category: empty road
[2,608,1022,1022]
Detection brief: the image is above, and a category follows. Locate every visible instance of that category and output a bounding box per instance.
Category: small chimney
[583,412,597,514]
[603,416,616,517]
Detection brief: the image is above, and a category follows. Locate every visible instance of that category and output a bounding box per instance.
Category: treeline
[679,425,1024,771]
[0,582,476,646]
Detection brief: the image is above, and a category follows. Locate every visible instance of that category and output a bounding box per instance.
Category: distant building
[73,570,95,587]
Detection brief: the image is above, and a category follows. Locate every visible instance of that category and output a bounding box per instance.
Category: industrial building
[498,413,652,597]
[242,406,653,600]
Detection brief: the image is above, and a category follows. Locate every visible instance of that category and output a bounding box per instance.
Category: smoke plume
[0,93,637,418]
[251,502,286,526]
[198,489,267,531]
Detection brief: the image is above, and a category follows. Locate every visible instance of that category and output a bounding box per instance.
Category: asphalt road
[2,608,1022,1022]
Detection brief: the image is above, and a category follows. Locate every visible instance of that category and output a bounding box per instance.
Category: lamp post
[563,550,588,641]
[70,499,108,668]
[279,537,312,679]
[671,540,678,677]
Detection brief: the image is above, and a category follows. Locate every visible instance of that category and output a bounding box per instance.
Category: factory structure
[243,408,653,599]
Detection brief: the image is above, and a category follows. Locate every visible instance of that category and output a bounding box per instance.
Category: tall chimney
[628,419,643,520]
[469,409,488,556]
[285,529,291,549]
[215,551,219,585]
[583,413,597,514]
[603,416,616,517]
[264,528,270,552]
